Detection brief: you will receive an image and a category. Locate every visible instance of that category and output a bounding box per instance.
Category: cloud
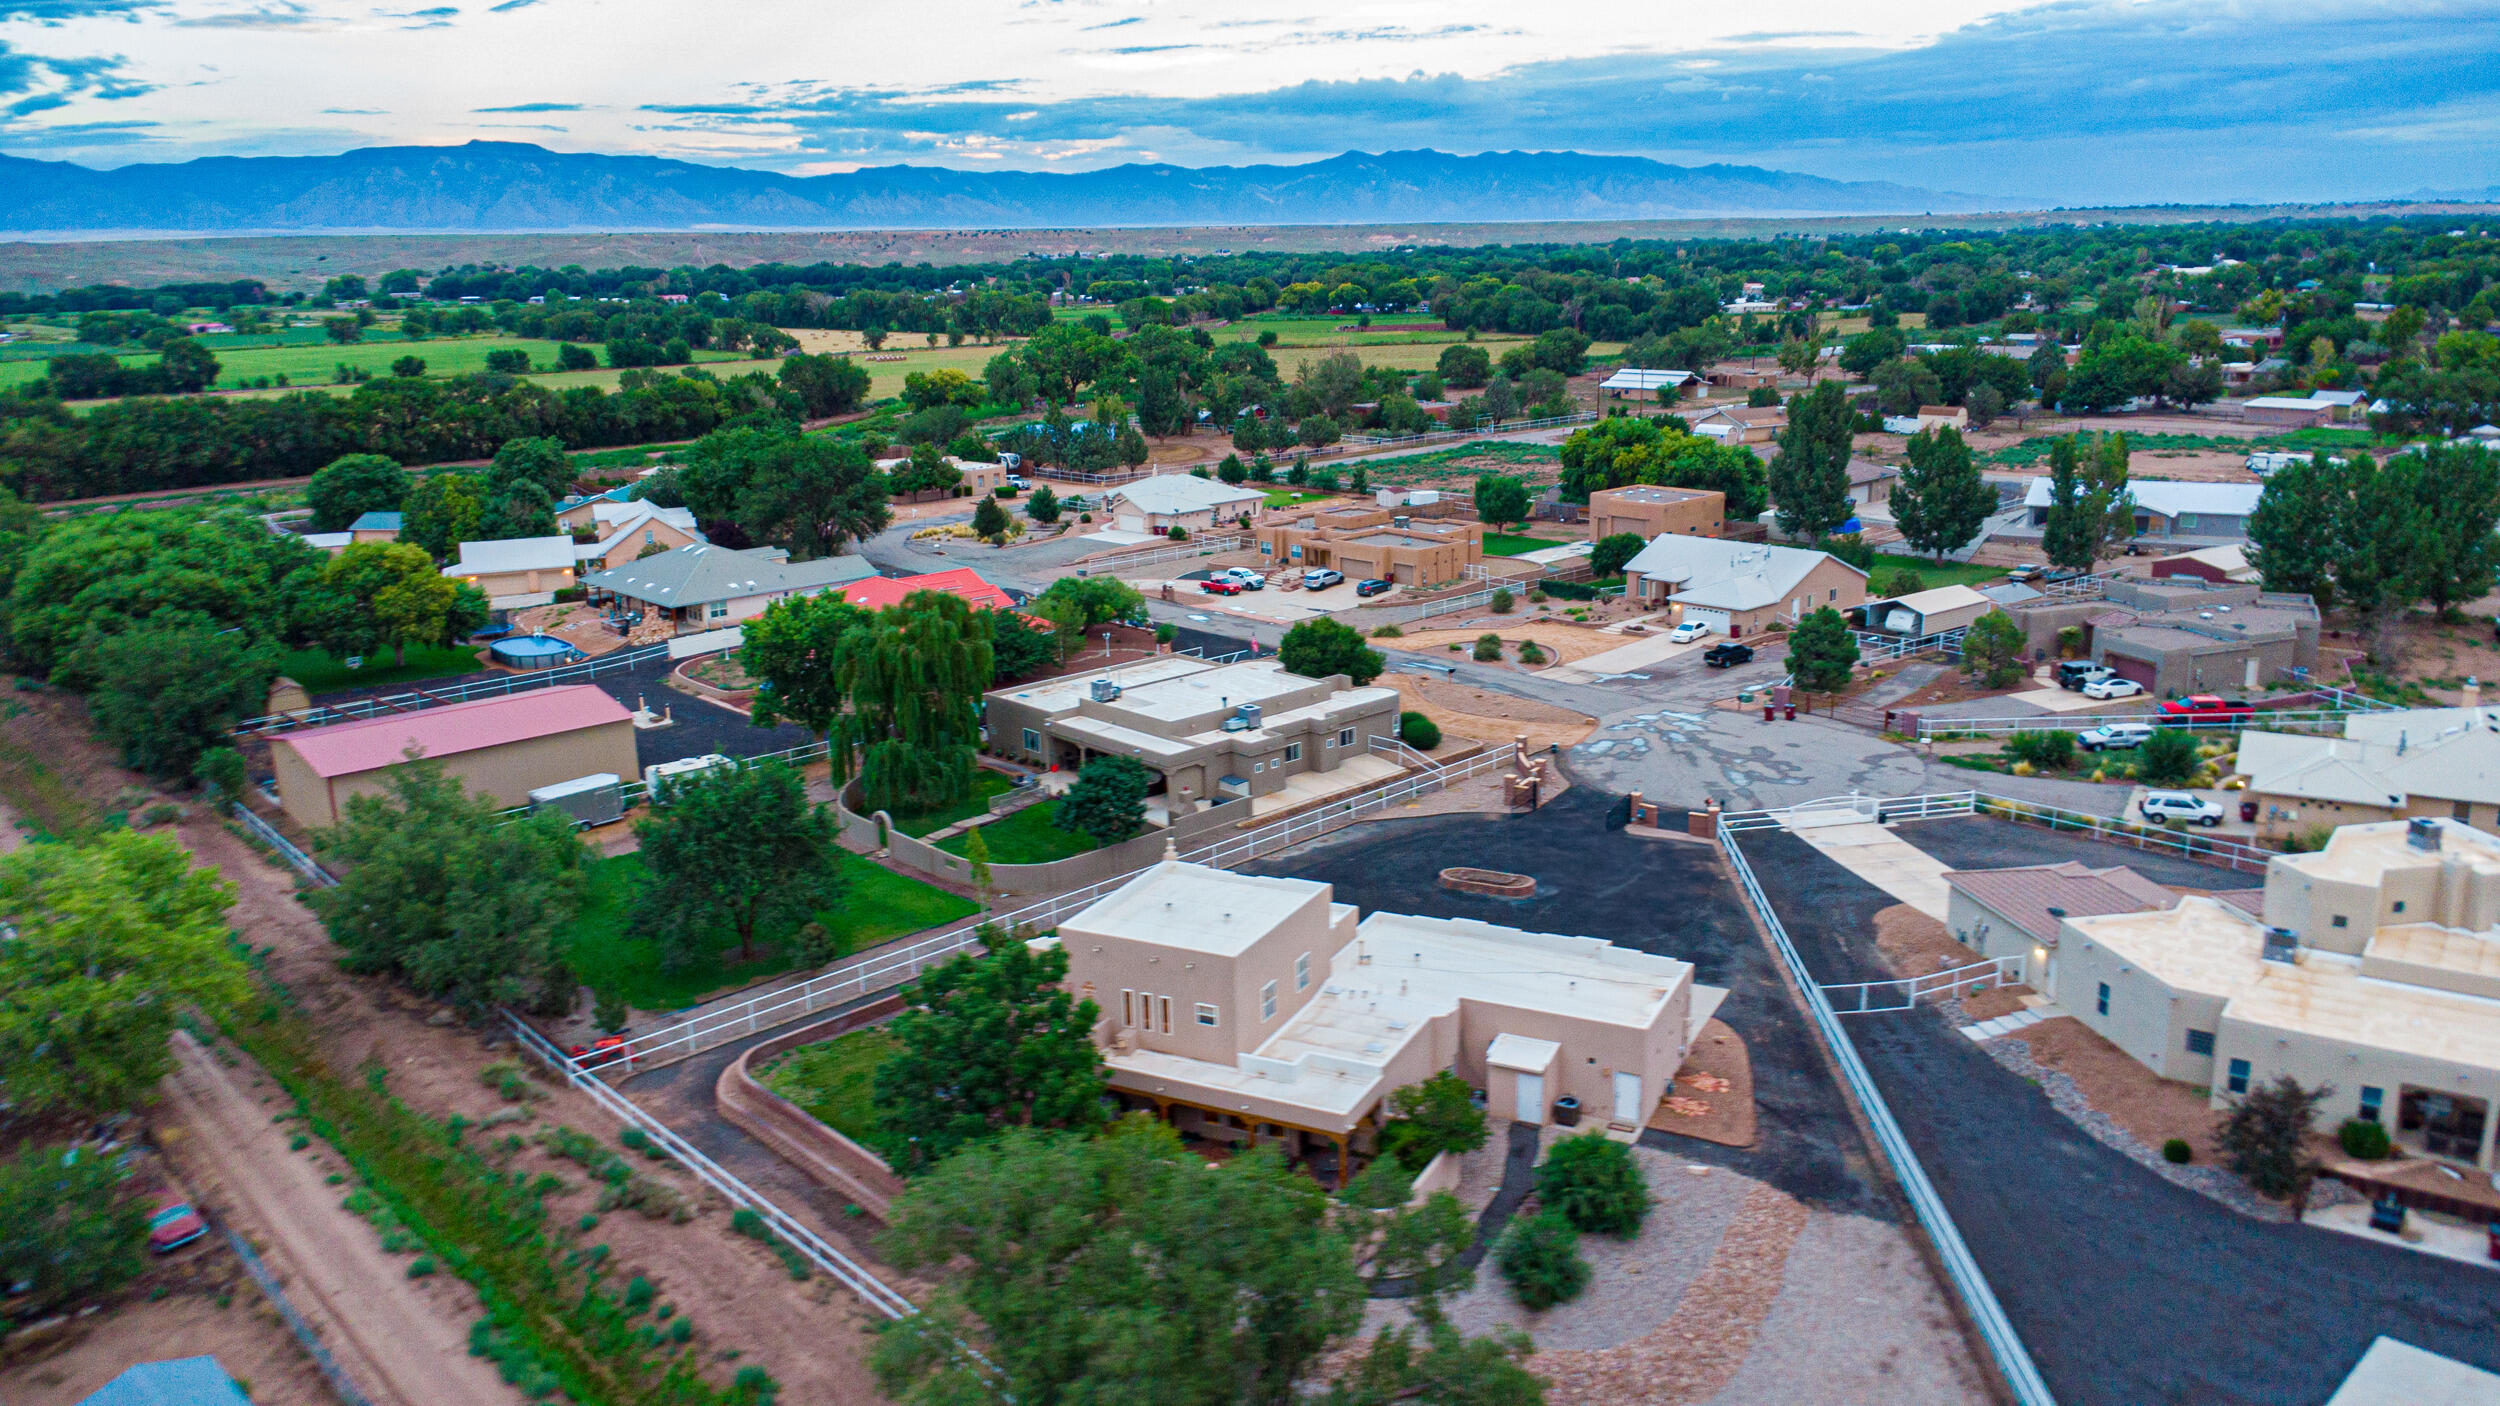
[172,0,316,26]
[0,0,161,23]
[1077,14,1137,29]
[474,100,578,111]
[321,106,386,114]
[371,3,454,25]
[0,117,156,148]
[486,0,538,10]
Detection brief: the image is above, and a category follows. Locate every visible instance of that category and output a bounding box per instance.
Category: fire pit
[1439,867,1536,899]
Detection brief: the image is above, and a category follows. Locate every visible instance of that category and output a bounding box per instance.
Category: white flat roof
[1350,911,1691,1029]
[2327,1337,2500,1406]
[992,655,1213,715]
[1105,660,1325,723]
[1486,1033,1562,1071]
[1064,859,1327,957]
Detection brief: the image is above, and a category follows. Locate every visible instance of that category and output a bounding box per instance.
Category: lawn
[0,334,766,395]
[562,850,980,1011]
[1262,489,1334,508]
[759,1027,897,1148]
[884,770,1013,838]
[937,800,1103,865]
[1859,557,2025,591]
[276,644,483,695]
[1482,533,1562,557]
[1982,427,2383,467]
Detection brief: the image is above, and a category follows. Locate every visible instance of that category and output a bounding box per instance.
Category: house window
[2359,1086,2384,1122]
[2331,915,2348,928]
[2095,982,2110,1017]
[1022,728,1041,753]
[643,529,655,544]
[1253,761,1264,773]
[1295,952,1310,990]
[2226,1058,2251,1095]
[1284,743,1302,763]
[1339,728,1356,747]
[1160,996,1172,1033]
[2392,901,2406,914]
[2185,1029,2215,1056]
[1195,1003,1220,1028]
[1122,990,1134,1026]
[1260,981,1277,1021]
[708,601,729,619]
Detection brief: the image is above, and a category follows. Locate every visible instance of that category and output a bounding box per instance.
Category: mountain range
[0,143,1991,235]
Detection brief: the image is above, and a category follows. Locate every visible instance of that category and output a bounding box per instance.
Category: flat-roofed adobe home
[1252,505,1484,586]
[1585,484,1724,542]
[1042,855,1727,1181]
[269,685,637,828]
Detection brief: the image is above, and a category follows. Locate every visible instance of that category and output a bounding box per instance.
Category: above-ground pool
[490,634,585,670]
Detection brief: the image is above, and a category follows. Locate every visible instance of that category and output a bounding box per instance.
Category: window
[708,601,729,620]
[2185,1029,2215,1056]
[1022,728,1041,753]
[1339,728,1356,747]
[1295,952,1311,990]
[2096,982,2110,1017]
[2226,1058,2251,1095]
[2392,901,2406,914]
[2359,1086,2384,1122]
[1253,761,1264,773]
[643,529,655,544]
[1284,743,1302,763]
[1260,981,1277,1021]
[2331,915,2349,928]
[1195,1003,1220,1028]
[1122,990,1134,1026]
[1159,996,1172,1033]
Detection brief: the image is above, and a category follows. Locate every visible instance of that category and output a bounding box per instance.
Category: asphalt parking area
[1735,815,2500,1406]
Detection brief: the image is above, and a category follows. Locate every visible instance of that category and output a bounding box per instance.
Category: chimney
[2407,817,2442,851]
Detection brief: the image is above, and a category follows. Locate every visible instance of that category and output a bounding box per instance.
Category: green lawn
[759,1027,898,1148]
[884,770,1013,838]
[1983,427,2385,467]
[1263,489,1333,508]
[937,801,1103,865]
[562,850,980,1011]
[0,334,760,394]
[1860,557,2023,591]
[276,644,483,695]
[1482,533,1564,557]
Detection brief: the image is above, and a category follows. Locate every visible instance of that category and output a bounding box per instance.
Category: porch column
[1329,1132,1349,1189]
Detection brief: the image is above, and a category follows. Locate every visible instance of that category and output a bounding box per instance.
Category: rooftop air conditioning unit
[1236,702,1262,729]
[1090,678,1123,703]
[2261,926,2300,964]
[2408,816,2442,851]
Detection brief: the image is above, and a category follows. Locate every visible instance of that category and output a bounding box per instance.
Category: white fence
[229,803,337,887]
[230,643,673,737]
[1719,787,2275,876]
[1075,533,1250,575]
[1352,584,1513,627]
[1340,410,1597,449]
[667,626,745,659]
[1823,956,2023,1014]
[1913,706,2359,741]
[1852,626,1968,664]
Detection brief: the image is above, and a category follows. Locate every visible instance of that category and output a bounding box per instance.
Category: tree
[1870,357,1944,417]
[303,541,487,667]
[742,591,870,735]
[1534,1131,1650,1237]
[1437,343,1492,389]
[324,316,362,344]
[831,590,995,814]
[0,1142,151,1319]
[874,1120,1361,1404]
[305,454,409,531]
[401,471,484,560]
[1891,427,1992,561]
[1279,617,1385,686]
[487,436,573,499]
[479,478,556,540]
[2040,434,2134,572]
[391,354,426,378]
[156,336,220,392]
[1589,531,1646,581]
[733,435,892,560]
[2247,452,2346,608]
[1770,381,1854,539]
[1476,377,1518,424]
[2407,443,2500,618]
[1472,474,1531,530]
[1026,482,1061,524]
[779,352,873,417]
[1777,336,1820,383]
[0,832,248,1119]
[1035,575,1143,630]
[310,761,588,1019]
[970,494,1012,543]
[990,610,1058,683]
[1328,1300,1542,1406]
[1056,755,1151,844]
[2136,729,2202,787]
[1785,607,1860,693]
[2217,1074,2330,1201]
[80,616,277,781]
[1494,1211,1587,1310]
[1380,1070,1490,1172]
[631,761,841,972]
[1958,610,2028,688]
[871,933,1107,1175]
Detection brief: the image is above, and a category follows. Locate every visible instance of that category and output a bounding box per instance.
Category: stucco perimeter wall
[716,998,908,1222]
[839,778,1256,896]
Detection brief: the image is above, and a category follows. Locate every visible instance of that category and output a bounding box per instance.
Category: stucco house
[1944,861,2183,990]
[348,511,403,544]
[2079,579,2320,696]
[573,502,707,572]
[1687,404,1786,444]
[441,536,576,609]
[2022,479,2263,542]
[1586,484,1725,543]
[1618,536,1866,637]
[270,685,637,829]
[2237,706,2500,841]
[1104,474,1268,534]
[1045,857,1727,1179]
[579,543,876,634]
[1254,505,1484,585]
[1597,368,1701,403]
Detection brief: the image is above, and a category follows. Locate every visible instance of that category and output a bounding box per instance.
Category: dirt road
[157,1031,521,1406]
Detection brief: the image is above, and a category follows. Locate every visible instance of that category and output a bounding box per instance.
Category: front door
[1515,1071,1544,1125]
[1613,1072,1642,1124]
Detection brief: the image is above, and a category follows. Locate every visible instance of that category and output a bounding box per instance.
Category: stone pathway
[1959,1007,2047,1041]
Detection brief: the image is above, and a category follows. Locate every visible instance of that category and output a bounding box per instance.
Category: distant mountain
[0,143,1992,234]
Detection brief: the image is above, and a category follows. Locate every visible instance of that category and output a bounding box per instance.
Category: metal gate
[1821,956,2024,1014]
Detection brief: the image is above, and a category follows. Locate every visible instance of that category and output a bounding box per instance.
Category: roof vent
[1090,677,1123,703]
[2045,906,2066,919]
[2262,926,2300,964]
[2408,817,2442,851]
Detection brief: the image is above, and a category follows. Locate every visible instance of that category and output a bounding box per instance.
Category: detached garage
[271,685,639,828]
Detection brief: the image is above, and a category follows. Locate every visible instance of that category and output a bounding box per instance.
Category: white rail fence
[230,643,675,737]
[1340,410,1597,449]
[229,803,337,887]
[1913,706,2362,741]
[1823,956,2024,1014]
[1074,534,1251,575]
[1719,787,2275,876]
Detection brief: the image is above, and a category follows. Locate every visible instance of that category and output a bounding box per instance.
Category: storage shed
[270,685,638,828]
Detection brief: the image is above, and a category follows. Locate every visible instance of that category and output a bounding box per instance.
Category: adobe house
[1618,536,1867,637]
[1253,505,1483,586]
[1586,484,1725,542]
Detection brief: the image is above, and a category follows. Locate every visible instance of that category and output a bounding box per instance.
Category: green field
[0,333,764,395]
[759,1027,898,1148]
[1983,427,2381,467]
[884,770,1013,838]
[1482,533,1560,557]
[1262,489,1334,509]
[937,801,1102,865]
[561,850,979,1011]
[1861,557,2022,590]
[277,644,484,695]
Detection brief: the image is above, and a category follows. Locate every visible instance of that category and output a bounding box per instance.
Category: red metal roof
[276,685,631,778]
[836,568,1014,614]
[1940,861,2178,946]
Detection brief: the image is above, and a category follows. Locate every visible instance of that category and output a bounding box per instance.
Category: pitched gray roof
[581,544,875,607]
[1620,536,1859,613]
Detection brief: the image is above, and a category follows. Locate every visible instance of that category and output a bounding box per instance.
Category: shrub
[1473,634,1503,662]
[1516,641,1546,666]
[2003,730,2076,771]
[1496,1211,1588,1310]
[1371,624,1403,638]
[140,802,182,828]
[1398,712,1441,751]
[406,1256,436,1278]
[1379,1070,1488,1171]
[1489,587,1514,614]
[1534,1131,1651,1236]
[479,1061,542,1102]
[2056,625,2086,658]
[2136,729,2202,787]
[2338,1118,2392,1160]
[1166,524,1187,541]
[1338,1156,1414,1209]
[2162,1138,2194,1165]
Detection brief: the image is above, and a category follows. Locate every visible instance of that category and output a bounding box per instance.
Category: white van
[643,753,735,802]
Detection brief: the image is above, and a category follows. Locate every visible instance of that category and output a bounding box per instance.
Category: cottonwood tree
[401,471,484,560]
[1770,381,1854,539]
[631,761,842,973]
[742,591,869,735]
[831,590,995,813]
[305,453,408,531]
[79,616,278,781]
[1892,426,1994,561]
[0,832,248,1118]
[1473,474,1532,530]
[1589,532,1647,581]
[487,436,574,498]
[302,542,488,667]
[0,1143,151,1319]
[2248,452,2348,608]
[2040,433,2134,572]
[1279,617,1385,686]
[870,929,1106,1175]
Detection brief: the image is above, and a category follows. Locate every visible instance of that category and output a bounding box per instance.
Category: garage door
[2107,654,2157,688]
[1680,607,1730,635]
[1115,514,1145,534]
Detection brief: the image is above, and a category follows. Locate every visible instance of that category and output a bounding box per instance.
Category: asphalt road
[1734,815,2500,1406]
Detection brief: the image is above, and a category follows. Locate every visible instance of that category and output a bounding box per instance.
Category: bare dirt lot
[0,1283,332,1406]
[1379,621,1620,666]
[1382,674,1596,754]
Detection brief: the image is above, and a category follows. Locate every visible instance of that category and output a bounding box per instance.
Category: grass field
[1862,557,2021,590]
[562,850,979,1011]
[1983,426,2380,466]
[1262,489,1334,508]
[0,333,764,395]
[884,770,1013,838]
[1481,533,1554,557]
[937,801,1101,865]
[277,644,483,695]
[759,1027,897,1148]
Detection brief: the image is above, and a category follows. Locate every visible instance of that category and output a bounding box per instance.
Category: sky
[1,0,2496,206]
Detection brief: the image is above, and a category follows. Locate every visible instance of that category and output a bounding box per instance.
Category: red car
[149,1195,207,1253]
[1198,578,1243,596]
[2160,695,2257,723]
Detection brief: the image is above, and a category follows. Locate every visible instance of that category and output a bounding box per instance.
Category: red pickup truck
[2159,695,2257,723]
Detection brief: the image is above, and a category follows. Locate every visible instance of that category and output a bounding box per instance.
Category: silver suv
[1302,568,1345,589]
[2139,790,2224,827]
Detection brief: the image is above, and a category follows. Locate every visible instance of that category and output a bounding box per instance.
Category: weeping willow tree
[833,590,997,813]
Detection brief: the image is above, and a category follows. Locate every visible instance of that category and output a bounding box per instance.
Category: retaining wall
[840,778,1255,896]
[716,998,909,1222]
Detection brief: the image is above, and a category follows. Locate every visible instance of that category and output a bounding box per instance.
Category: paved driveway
[1733,816,2500,1406]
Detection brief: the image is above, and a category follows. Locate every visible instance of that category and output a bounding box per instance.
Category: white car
[1302,568,1345,590]
[2081,676,2145,700]
[2077,722,2154,752]
[1217,568,1267,590]
[2140,790,2225,827]
[1666,621,1712,644]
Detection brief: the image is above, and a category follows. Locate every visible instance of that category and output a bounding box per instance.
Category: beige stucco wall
[1456,989,1689,1129]
[2213,1015,2498,1169]
[1588,487,1723,543]
[1948,890,2048,986]
[1060,890,1355,1066]
[273,719,639,829]
[580,518,701,572]
[2053,925,2227,1084]
[452,561,575,601]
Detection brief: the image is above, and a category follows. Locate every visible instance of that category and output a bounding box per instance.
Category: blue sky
[1,0,2495,205]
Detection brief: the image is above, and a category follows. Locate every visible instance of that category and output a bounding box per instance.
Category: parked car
[149,1196,207,1254]
[2161,694,2257,723]
[1198,578,1243,596]
[1302,568,1345,589]
[1666,621,1712,644]
[2140,790,2225,827]
[2078,721,2155,752]
[1004,475,1031,491]
[1217,568,1267,590]
[2082,676,2146,700]
[1356,578,1392,597]
[2004,566,2045,584]
[1702,642,1755,668]
[2055,660,2114,691]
